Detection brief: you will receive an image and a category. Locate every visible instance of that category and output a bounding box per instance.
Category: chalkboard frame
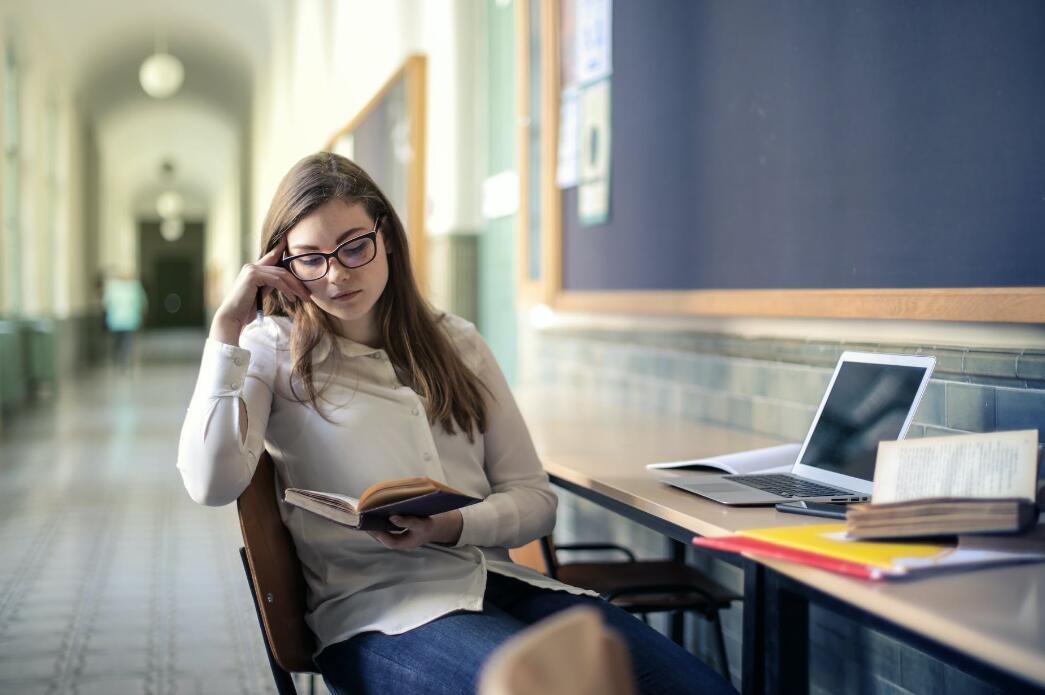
[325,55,428,293]
[515,0,543,304]
[524,0,1045,323]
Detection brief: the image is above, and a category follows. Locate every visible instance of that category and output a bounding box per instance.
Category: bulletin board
[520,0,1045,322]
[326,55,428,291]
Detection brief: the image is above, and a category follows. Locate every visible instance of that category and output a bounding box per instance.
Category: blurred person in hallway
[103,271,148,370]
[177,153,735,695]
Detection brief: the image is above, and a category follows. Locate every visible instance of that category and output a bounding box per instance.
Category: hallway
[0,333,297,694]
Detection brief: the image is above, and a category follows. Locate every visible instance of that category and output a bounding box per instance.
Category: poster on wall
[578,78,611,226]
[576,0,612,84]
[556,86,580,188]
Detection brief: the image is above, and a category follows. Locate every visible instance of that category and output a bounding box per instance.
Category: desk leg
[741,559,765,695]
[763,569,809,694]
[669,539,687,645]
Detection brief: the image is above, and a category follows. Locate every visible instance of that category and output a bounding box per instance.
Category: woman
[177,153,734,695]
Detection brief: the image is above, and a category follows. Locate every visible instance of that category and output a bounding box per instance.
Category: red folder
[693,535,887,580]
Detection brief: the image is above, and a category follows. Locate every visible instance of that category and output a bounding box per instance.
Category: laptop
[670,351,936,505]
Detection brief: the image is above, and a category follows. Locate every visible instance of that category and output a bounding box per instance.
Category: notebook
[670,351,936,505]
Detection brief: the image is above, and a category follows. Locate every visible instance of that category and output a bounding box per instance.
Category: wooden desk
[515,390,1045,694]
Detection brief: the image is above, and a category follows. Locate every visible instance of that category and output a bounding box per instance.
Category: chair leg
[670,610,685,646]
[710,610,730,680]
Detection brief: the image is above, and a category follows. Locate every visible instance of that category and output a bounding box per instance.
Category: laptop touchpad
[692,482,746,493]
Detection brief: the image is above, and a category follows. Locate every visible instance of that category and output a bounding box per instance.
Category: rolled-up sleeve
[455,335,557,549]
[176,320,277,506]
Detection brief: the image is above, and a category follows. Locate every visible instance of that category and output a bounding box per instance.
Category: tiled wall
[527,326,1045,693]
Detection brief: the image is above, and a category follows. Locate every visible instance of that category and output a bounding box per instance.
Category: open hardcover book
[846,497,1039,539]
[284,477,482,532]
[845,429,1041,539]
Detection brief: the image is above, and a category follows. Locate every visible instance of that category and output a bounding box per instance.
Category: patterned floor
[0,331,324,694]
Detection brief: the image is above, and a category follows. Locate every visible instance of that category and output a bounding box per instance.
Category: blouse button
[423,452,432,462]
[233,355,245,367]
[411,407,420,416]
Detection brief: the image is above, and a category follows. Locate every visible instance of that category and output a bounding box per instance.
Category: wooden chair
[511,536,739,678]
[478,606,636,695]
[237,451,320,695]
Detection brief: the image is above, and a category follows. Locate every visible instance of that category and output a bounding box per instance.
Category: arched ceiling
[7,0,275,238]
[10,0,270,118]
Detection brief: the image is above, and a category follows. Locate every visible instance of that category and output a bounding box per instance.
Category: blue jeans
[317,572,736,695]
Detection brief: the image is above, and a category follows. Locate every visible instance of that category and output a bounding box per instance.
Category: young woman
[177,153,735,695]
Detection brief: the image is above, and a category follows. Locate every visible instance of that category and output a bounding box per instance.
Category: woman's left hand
[368,509,463,550]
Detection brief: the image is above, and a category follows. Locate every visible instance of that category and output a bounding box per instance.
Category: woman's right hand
[209,240,311,346]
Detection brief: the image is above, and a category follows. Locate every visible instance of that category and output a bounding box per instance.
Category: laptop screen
[799,361,929,482]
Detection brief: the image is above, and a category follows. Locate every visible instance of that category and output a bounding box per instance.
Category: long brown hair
[260,152,488,439]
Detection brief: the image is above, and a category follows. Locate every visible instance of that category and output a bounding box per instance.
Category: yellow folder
[738,523,954,572]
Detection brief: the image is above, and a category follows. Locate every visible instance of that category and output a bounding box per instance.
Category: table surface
[515,389,1045,687]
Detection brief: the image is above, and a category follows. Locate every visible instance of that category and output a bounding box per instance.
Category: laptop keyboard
[723,473,852,498]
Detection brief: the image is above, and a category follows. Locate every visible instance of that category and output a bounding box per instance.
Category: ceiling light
[156,190,184,219]
[139,52,184,99]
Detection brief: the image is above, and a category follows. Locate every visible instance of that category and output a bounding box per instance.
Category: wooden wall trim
[515,0,539,302]
[406,55,427,294]
[553,287,1045,323]
[539,0,562,307]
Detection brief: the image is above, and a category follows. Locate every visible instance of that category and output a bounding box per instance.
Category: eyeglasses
[280,218,382,282]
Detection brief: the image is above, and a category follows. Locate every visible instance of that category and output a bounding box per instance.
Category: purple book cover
[356,491,482,532]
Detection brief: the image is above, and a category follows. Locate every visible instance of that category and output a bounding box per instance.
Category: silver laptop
[671,351,936,505]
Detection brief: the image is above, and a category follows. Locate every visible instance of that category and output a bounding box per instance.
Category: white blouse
[176,313,590,653]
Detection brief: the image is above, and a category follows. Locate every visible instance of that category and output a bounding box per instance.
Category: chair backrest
[237,451,317,673]
[508,539,550,575]
[508,537,560,577]
[478,606,637,695]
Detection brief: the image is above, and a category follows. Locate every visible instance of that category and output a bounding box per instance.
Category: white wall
[96,100,239,301]
[0,13,87,318]
[250,0,485,250]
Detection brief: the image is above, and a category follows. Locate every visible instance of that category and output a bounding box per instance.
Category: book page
[873,430,1039,503]
[646,442,801,475]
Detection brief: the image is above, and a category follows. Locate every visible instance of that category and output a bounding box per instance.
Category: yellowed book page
[873,430,1038,503]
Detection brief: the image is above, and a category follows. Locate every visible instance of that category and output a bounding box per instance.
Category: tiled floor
[0,331,324,694]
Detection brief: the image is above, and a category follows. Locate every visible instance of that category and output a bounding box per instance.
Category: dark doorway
[138,220,205,328]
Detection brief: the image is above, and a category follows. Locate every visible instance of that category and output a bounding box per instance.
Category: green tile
[780,403,816,440]
[1017,351,1045,380]
[726,394,753,430]
[945,383,996,432]
[906,424,927,438]
[924,347,966,375]
[996,388,1045,440]
[751,399,783,436]
[725,360,760,397]
[924,425,968,438]
[912,381,946,427]
[963,350,1018,379]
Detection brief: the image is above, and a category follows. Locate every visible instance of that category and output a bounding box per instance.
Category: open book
[284,477,481,532]
[646,442,801,476]
[845,429,1041,539]
[846,497,1038,539]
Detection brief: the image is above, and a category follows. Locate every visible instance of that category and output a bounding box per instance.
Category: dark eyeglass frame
[280,217,382,282]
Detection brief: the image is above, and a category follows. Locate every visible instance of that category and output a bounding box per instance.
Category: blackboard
[541,0,1045,321]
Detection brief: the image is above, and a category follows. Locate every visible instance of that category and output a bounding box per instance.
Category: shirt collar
[312,333,384,362]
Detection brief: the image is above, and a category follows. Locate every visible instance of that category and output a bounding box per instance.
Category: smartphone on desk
[774,501,849,520]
